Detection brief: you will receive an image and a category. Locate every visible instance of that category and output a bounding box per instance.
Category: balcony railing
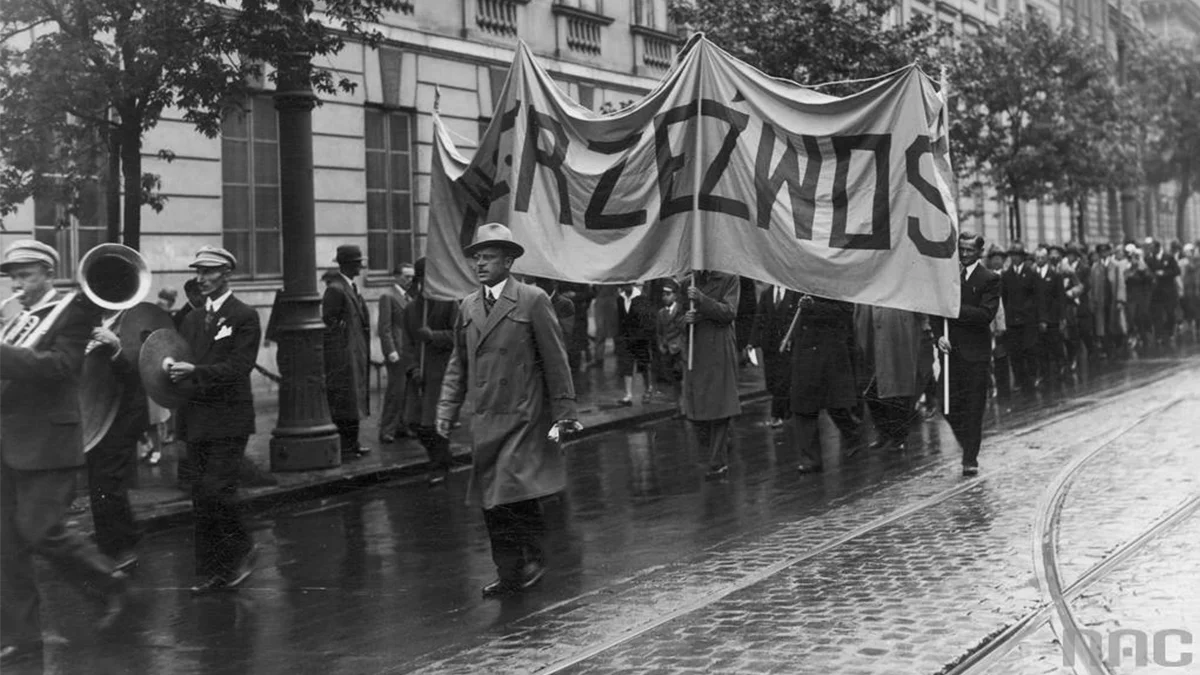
[553,3,613,57]
[631,24,681,73]
[477,0,521,37]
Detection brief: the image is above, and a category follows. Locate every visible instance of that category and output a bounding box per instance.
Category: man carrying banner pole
[681,271,742,480]
[935,231,1000,477]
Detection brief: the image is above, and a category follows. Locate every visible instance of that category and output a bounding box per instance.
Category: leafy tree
[1126,35,1200,242]
[667,0,946,92]
[0,0,402,249]
[950,13,1119,243]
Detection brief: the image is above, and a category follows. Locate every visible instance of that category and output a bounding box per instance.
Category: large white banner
[427,36,961,317]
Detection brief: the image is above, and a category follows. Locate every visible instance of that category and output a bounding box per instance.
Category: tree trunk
[1076,195,1087,244]
[120,121,141,250]
[1177,161,1192,244]
[1010,192,1022,242]
[106,128,121,243]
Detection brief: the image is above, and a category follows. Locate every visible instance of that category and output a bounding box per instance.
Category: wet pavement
[15,344,1200,675]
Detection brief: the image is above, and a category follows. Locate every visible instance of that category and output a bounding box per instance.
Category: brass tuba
[78,243,153,313]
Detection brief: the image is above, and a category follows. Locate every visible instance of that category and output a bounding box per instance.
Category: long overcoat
[322,273,370,421]
[751,287,800,401]
[791,297,856,414]
[854,305,923,399]
[679,272,742,421]
[437,280,577,509]
[401,294,459,427]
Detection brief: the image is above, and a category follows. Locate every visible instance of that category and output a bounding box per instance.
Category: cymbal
[81,350,122,453]
[139,328,195,409]
[119,302,174,363]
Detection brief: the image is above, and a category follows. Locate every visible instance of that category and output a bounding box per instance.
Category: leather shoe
[962,465,980,477]
[96,571,131,630]
[340,449,367,461]
[796,464,823,475]
[521,561,546,590]
[869,438,889,450]
[225,546,257,590]
[481,578,520,598]
[190,575,230,595]
[704,464,728,481]
[0,641,43,667]
[379,434,396,443]
[427,470,448,486]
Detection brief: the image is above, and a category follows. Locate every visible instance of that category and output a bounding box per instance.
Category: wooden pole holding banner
[942,317,950,416]
[778,298,804,353]
[419,299,428,383]
[687,62,706,371]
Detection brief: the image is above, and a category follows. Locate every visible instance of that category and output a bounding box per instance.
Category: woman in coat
[680,271,741,479]
[790,295,862,474]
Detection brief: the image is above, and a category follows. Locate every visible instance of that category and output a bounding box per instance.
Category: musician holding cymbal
[1,240,129,667]
[166,245,260,594]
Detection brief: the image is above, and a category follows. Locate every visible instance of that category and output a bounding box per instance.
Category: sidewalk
[107,356,767,534]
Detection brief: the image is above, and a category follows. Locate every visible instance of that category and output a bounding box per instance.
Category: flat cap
[0,239,59,274]
[188,245,237,270]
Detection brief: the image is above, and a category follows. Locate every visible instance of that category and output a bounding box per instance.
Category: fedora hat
[1007,241,1028,257]
[464,223,524,259]
[334,244,365,265]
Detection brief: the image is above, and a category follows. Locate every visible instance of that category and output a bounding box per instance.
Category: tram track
[942,396,1199,675]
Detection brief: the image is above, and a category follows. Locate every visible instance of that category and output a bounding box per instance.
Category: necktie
[484,291,496,316]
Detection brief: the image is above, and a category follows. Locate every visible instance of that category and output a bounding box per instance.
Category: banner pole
[942,317,950,416]
[778,300,803,353]
[420,299,428,380]
[688,57,705,372]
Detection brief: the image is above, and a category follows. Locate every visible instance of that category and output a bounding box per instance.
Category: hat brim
[0,258,52,274]
[464,240,524,259]
[335,256,366,264]
[188,261,233,270]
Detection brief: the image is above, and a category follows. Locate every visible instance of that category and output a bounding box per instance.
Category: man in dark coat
[1,240,128,666]
[1033,246,1066,387]
[84,309,149,571]
[616,283,657,405]
[656,281,686,391]
[790,295,861,474]
[378,262,414,443]
[168,245,260,593]
[402,258,460,486]
[855,305,923,452]
[681,271,742,479]
[437,224,580,598]
[935,232,1001,477]
[734,276,758,364]
[1145,239,1180,342]
[323,245,371,460]
[751,285,799,427]
[1001,242,1039,393]
[559,282,593,372]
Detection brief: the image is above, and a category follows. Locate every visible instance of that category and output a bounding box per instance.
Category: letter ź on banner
[427,37,961,317]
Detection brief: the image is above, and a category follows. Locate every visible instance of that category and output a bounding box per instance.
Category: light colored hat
[188,245,237,270]
[0,239,59,274]
[464,222,524,258]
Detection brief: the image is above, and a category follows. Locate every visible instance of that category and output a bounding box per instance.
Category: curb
[124,389,770,534]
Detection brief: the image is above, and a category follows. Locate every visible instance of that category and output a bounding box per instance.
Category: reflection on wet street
[18,346,1200,675]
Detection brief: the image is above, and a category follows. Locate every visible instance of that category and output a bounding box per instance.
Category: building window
[633,0,662,29]
[222,96,281,277]
[365,109,415,272]
[33,181,107,276]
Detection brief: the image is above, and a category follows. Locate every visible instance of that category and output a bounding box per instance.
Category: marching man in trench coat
[855,305,924,452]
[679,270,742,480]
[323,245,371,460]
[437,223,580,599]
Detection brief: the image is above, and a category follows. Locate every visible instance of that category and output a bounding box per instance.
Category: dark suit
[1147,252,1180,337]
[936,264,1000,468]
[377,284,409,440]
[323,274,370,452]
[177,293,260,579]
[1001,263,1039,390]
[1,293,119,645]
[751,287,800,420]
[87,323,150,558]
[401,294,459,473]
[1034,264,1066,383]
[790,297,860,468]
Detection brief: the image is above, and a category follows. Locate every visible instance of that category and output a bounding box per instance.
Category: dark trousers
[482,498,545,583]
[943,356,989,468]
[1037,326,1064,383]
[378,362,408,439]
[1006,324,1036,391]
[334,419,361,453]
[795,408,860,468]
[1,462,117,644]
[764,350,792,420]
[992,352,1012,398]
[190,437,252,579]
[86,437,141,557]
[689,418,732,468]
[864,381,912,445]
[414,425,454,472]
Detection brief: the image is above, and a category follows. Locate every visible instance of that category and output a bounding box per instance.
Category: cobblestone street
[13,352,1200,675]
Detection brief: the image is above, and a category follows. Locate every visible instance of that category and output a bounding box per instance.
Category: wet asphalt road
[18,345,1200,675]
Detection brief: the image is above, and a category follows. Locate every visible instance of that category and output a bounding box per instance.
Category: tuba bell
[78,243,153,313]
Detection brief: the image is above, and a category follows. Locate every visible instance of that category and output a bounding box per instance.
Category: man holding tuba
[1,240,130,667]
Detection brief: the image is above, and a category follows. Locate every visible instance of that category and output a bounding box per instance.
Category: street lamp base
[270,431,341,471]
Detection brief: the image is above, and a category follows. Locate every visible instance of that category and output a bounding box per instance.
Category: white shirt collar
[205,289,232,313]
[340,273,358,290]
[484,277,507,300]
[963,261,980,279]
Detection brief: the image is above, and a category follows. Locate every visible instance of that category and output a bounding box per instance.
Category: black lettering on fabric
[754,123,821,239]
[830,134,892,250]
[515,106,572,225]
[584,131,648,230]
[653,101,697,221]
[904,134,956,258]
[697,100,749,220]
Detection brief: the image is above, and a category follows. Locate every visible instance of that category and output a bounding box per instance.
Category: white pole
[942,317,951,416]
[687,58,706,372]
